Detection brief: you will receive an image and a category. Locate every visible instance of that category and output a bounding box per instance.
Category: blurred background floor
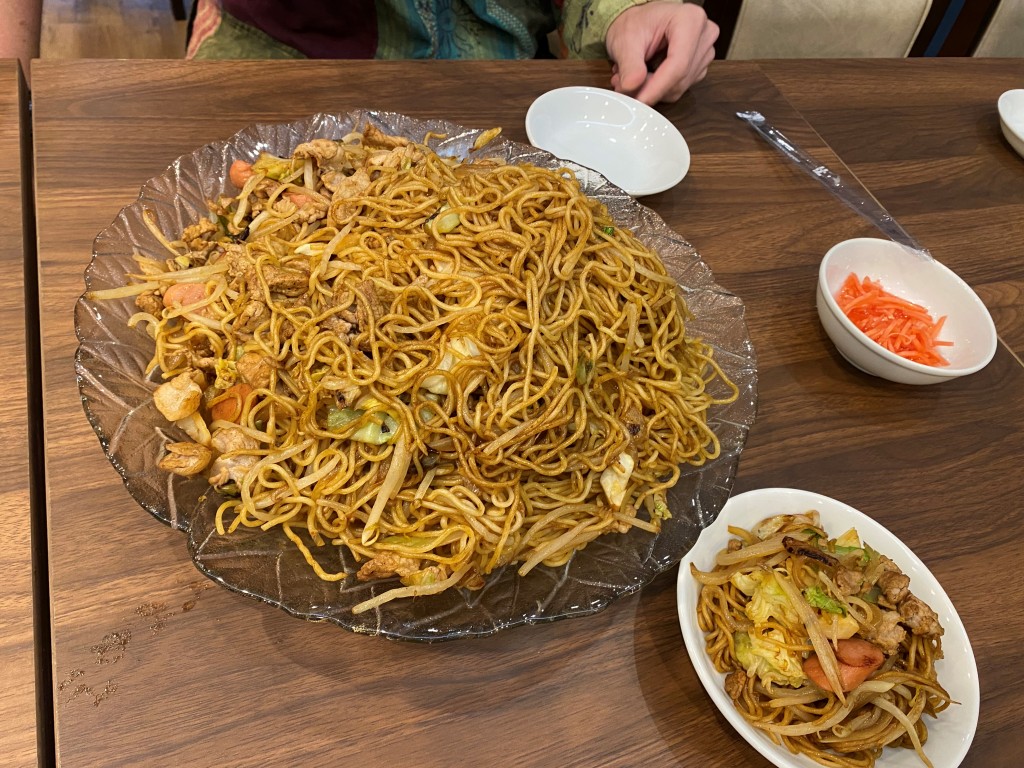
[40,0,188,60]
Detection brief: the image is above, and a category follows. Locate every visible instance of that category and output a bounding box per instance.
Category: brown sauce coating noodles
[692,512,953,768]
[94,126,737,613]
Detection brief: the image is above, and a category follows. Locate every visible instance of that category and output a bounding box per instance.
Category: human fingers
[606,2,678,97]
[607,33,652,95]
[633,14,718,105]
[634,25,716,103]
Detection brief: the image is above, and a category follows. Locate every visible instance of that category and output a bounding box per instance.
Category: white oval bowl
[816,238,997,385]
[677,487,979,768]
[997,88,1024,159]
[525,86,690,197]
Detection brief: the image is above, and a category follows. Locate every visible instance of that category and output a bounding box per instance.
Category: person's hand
[605,2,718,105]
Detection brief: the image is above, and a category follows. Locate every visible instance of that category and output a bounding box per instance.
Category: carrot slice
[835,273,951,367]
[229,159,253,189]
[209,383,253,423]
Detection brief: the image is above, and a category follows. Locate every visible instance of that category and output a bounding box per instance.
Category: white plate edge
[524,86,690,197]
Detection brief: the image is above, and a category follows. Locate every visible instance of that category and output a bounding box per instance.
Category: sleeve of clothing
[556,0,690,59]
[188,0,308,59]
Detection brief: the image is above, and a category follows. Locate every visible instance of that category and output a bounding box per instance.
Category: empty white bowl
[816,238,997,385]
[525,86,690,197]
[997,88,1024,159]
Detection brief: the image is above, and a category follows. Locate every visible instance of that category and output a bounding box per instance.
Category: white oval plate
[676,487,979,768]
[997,88,1024,159]
[525,86,690,197]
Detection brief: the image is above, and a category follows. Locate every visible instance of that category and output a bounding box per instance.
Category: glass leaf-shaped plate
[75,110,758,641]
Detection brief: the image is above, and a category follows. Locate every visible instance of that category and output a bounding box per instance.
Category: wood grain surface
[0,60,40,768]
[761,58,1024,358]
[30,59,1024,767]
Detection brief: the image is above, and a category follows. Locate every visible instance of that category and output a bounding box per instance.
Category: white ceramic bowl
[816,238,997,385]
[524,86,690,197]
[997,88,1024,159]
[677,487,980,768]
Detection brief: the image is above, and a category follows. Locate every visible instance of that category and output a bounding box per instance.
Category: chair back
[726,0,934,59]
[973,0,1024,57]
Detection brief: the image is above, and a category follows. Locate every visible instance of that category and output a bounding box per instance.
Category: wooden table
[30,58,1024,767]
[0,60,42,768]
[761,59,1024,357]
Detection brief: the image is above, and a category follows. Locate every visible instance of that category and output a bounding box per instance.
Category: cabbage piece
[421,337,480,395]
[252,152,299,180]
[817,612,861,641]
[325,404,399,445]
[741,573,802,630]
[400,566,447,587]
[834,527,861,549]
[734,630,806,687]
[600,452,634,508]
[731,570,761,596]
[804,584,847,615]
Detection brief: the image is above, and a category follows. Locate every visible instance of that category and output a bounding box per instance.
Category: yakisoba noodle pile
[91,123,737,613]
[692,511,953,768]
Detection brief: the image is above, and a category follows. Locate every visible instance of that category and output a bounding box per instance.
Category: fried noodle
[692,512,953,768]
[92,124,738,613]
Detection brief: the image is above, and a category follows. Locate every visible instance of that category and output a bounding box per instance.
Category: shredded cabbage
[732,570,802,631]
[734,630,806,687]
